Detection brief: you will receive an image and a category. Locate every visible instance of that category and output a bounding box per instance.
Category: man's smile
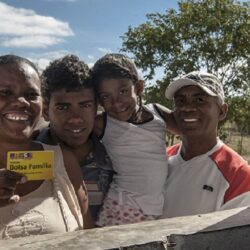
[183,118,198,122]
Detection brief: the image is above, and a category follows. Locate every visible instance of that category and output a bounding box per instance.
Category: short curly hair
[91,53,139,89]
[42,54,92,103]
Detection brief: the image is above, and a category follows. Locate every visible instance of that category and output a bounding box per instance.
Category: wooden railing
[1,206,250,250]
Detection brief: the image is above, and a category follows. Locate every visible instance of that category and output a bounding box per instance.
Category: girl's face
[97,78,143,122]
[0,62,42,144]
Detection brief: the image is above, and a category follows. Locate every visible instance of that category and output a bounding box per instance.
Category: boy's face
[97,78,143,121]
[43,87,96,148]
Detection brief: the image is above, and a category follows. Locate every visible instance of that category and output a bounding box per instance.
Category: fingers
[0,169,27,183]
[0,169,26,191]
[0,169,27,206]
[0,188,14,199]
[0,189,20,206]
[8,195,20,204]
[0,194,20,207]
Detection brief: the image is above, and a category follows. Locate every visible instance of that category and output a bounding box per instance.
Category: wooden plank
[167,226,250,250]
[1,207,250,249]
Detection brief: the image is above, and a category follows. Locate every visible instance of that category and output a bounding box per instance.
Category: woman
[0,55,92,239]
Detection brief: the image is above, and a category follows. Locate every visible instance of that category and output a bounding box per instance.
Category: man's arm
[212,145,250,211]
[154,103,180,135]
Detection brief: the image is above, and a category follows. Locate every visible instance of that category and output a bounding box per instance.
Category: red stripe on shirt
[167,144,180,156]
[210,144,250,204]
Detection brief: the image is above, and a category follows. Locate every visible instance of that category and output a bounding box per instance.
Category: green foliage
[218,126,230,142]
[227,96,250,135]
[122,0,250,123]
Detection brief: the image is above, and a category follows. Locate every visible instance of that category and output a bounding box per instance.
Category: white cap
[165,71,225,104]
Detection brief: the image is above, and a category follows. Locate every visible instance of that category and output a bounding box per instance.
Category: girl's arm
[93,112,104,138]
[62,147,94,229]
[154,103,180,135]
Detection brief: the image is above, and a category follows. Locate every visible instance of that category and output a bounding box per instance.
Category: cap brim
[165,78,216,99]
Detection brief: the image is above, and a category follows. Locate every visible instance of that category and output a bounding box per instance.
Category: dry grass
[226,134,250,163]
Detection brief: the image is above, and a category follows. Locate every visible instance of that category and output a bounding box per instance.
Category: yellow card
[7,151,54,181]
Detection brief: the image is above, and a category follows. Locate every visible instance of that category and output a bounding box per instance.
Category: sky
[0,0,179,82]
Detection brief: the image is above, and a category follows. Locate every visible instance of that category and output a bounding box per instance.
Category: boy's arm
[154,103,180,135]
[62,147,94,229]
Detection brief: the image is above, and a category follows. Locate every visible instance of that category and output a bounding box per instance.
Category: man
[162,71,250,218]
[37,55,113,221]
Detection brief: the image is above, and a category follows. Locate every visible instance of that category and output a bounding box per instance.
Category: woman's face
[0,62,42,144]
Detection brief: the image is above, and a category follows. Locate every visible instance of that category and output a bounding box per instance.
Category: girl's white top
[102,104,168,215]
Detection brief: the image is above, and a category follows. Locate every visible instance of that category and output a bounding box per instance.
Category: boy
[37,55,113,221]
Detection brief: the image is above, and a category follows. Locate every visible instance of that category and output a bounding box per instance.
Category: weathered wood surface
[1,206,250,250]
[167,226,250,250]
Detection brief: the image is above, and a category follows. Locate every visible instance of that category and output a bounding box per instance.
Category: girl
[92,53,178,226]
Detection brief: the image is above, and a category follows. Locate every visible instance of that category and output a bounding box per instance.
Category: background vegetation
[121,0,250,155]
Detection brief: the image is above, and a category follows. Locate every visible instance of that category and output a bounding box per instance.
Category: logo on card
[10,152,33,160]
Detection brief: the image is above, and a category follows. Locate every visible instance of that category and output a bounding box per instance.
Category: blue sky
[0,0,178,82]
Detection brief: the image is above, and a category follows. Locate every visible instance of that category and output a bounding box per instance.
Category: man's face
[44,87,96,148]
[173,85,227,139]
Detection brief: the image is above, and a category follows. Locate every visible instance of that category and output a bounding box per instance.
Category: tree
[121,0,250,121]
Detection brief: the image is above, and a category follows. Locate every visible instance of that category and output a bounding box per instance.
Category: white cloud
[38,50,71,59]
[98,48,112,54]
[32,58,51,71]
[0,2,74,48]
[27,50,96,73]
[28,50,71,71]
[88,62,94,68]
[87,55,94,60]
[2,36,63,48]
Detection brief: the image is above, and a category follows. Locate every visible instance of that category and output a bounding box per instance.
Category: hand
[0,169,27,207]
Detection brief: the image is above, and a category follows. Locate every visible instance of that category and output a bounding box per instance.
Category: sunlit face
[0,62,42,144]
[173,85,227,140]
[97,78,142,122]
[44,88,96,148]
